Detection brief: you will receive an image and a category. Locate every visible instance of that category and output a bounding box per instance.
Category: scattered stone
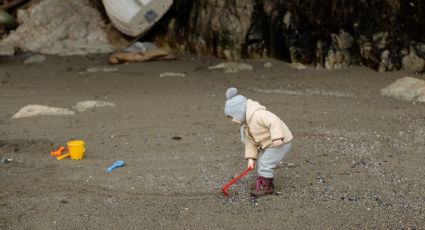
[73,100,116,113]
[24,54,46,64]
[381,76,425,102]
[208,62,253,73]
[86,67,119,73]
[159,72,186,78]
[402,52,425,73]
[12,105,75,119]
[249,87,354,98]
[289,62,306,70]
[286,162,296,168]
[264,62,273,68]
[325,30,354,69]
[316,175,325,183]
[378,49,395,72]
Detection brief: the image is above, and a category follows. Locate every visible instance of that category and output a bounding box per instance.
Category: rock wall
[157,0,425,72]
[2,0,424,72]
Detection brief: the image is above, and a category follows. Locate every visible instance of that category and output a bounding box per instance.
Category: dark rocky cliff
[4,0,424,72]
[145,0,425,72]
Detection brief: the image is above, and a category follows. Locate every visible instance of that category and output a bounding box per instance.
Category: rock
[162,1,254,60]
[290,62,306,70]
[159,1,425,72]
[0,0,114,55]
[381,77,425,102]
[402,52,425,73]
[208,62,253,73]
[264,62,273,68]
[159,72,186,78]
[86,67,118,73]
[171,136,182,141]
[24,54,46,64]
[73,100,116,113]
[12,105,75,119]
[378,50,391,72]
[0,45,14,56]
[325,30,353,69]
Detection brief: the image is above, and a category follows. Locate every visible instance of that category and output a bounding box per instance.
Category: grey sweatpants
[257,142,292,178]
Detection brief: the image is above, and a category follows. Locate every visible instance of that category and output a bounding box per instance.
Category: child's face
[228,116,242,125]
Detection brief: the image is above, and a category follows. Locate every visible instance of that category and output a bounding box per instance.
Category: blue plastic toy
[106,160,125,172]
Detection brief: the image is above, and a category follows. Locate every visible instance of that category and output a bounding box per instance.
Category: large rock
[402,51,425,73]
[73,100,116,113]
[191,1,253,60]
[12,105,75,119]
[381,77,425,102]
[158,0,425,72]
[0,0,114,55]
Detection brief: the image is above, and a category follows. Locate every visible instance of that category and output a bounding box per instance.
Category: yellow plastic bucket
[67,140,85,160]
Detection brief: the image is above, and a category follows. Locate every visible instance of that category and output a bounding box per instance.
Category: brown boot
[250,176,274,197]
[249,176,257,190]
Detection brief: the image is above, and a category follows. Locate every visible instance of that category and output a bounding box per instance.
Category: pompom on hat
[224,87,247,122]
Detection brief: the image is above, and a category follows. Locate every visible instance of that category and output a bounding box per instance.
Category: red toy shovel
[221,167,253,196]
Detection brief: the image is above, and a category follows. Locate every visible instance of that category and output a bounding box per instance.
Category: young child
[224,87,293,197]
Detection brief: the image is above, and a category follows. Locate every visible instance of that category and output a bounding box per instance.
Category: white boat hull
[102,0,173,37]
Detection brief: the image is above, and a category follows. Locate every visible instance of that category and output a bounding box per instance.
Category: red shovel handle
[221,167,253,196]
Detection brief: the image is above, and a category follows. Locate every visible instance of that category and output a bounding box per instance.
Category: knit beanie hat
[224,87,247,122]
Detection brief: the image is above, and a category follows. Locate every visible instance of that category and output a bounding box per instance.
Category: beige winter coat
[243,99,293,159]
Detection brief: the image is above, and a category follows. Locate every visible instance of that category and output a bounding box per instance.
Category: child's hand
[273,138,284,147]
[247,159,256,169]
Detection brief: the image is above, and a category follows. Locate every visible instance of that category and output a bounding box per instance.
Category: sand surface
[0,55,424,229]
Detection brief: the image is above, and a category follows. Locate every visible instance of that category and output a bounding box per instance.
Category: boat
[102,0,173,37]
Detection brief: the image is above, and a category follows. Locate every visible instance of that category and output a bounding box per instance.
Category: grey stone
[24,54,46,64]
[208,62,253,73]
[381,77,425,102]
[86,67,118,73]
[12,105,75,119]
[402,52,425,73]
[0,45,14,56]
[73,100,116,113]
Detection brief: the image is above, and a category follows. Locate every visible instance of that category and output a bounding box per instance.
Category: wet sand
[0,55,424,229]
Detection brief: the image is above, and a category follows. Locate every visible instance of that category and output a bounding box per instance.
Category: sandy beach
[1,54,424,229]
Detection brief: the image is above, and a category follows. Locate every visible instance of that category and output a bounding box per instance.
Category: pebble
[171,136,182,141]
[250,197,258,204]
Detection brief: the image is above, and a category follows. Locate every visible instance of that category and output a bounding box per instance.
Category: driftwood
[108,49,175,65]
